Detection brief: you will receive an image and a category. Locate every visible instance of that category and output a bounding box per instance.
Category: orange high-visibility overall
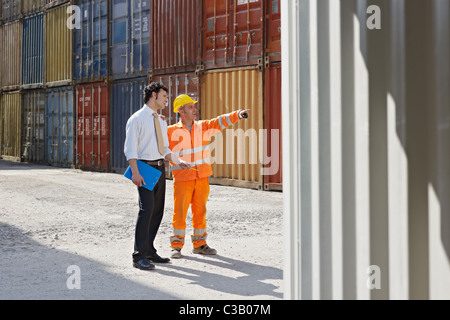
[168,111,240,249]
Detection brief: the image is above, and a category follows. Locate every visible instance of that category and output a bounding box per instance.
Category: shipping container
[150,72,200,126]
[263,62,281,190]
[2,21,22,91]
[110,0,150,80]
[22,90,46,163]
[149,0,200,75]
[201,67,263,189]
[110,77,147,172]
[1,91,22,162]
[2,0,21,22]
[23,0,45,16]
[22,13,44,88]
[0,26,2,90]
[45,86,75,167]
[264,0,281,63]
[74,0,109,83]
[75,82,110,171]
[202,0,263,70]
[45,0,71,10]
[45,3,73,86]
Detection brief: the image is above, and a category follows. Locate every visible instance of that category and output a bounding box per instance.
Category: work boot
[171,248,182,259]
[192,244,217,255]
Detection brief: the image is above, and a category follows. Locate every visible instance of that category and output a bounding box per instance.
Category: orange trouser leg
[171,179,195,249]
[190,177,210,248]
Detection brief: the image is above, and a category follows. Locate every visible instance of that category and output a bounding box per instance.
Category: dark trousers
[132,165,166,262]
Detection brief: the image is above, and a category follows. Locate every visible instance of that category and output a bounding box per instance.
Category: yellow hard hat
[173,94,198,113]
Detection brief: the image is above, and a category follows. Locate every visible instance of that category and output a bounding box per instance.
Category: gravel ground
[0,159,283,300]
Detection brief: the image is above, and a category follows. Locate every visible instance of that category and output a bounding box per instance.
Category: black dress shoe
[133,258,156,270]
[147,253,170,263]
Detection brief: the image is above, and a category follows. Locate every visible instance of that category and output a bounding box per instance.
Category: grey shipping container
[22,13,44,88]
[22,90,46,163]
[110,0,150,80]
[110,77,147,172]
[73,0,109,82]
[45,86,75,167]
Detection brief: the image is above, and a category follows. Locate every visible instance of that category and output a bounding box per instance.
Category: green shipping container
[1,91,22,162]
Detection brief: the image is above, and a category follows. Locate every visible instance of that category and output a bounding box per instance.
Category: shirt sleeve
[124,116,139,161]
[161,120,171,156]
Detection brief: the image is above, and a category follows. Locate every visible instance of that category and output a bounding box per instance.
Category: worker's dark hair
[143,82,168,104]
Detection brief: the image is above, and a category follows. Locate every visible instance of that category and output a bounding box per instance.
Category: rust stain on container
[45,3,73,86]
[264,62,282,190]
[150,0,200,75]
[201,67,263,189]
[2,21,22,90]
[1,91,22,162]
[76,82,110,171]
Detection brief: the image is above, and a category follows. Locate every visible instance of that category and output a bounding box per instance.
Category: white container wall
[282,0,450,300]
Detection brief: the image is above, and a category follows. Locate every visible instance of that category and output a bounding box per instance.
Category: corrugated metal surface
[265,0,281,62]
[202,0,263,70]
[45,0,71,10]
[0,26,2,90]
[201,67,263,189]
[74,0,109,82]
[110,77,147,172]
[22,0,45,16]
[22,14,44,87]
[110,0,150,80]
[150,0,200,75]
[282,0,450,300]
[263,62,282,190]
[45,4,73,86]
[22,90,46,163]
[75,82,110,171]
[45,86,74,167]
[0,91,22,161]
[2,0,21,22]
[151,72,200,126]
[2,21,22,90]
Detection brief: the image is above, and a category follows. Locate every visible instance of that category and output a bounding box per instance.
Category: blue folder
[123,160,162,191]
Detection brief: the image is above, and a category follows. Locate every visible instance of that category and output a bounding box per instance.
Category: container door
[22,90,46,163]
[46,87,74,167]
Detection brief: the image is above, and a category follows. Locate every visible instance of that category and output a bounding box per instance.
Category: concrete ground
[0,159,283,300]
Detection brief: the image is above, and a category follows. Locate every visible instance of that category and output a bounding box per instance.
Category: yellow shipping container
[201,67,264,189]
[1,91,22,161]
[2,21,22,90]
[45,3,73,85]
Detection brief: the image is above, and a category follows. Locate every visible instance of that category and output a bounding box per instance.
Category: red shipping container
[263,62,282,190]
[150,72,201,126]
[75,82,110,171]
[265,0,281,63]
[150,0,201,75]
[202,0,263,70]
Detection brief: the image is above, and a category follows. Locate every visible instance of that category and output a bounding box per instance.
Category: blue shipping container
[110,0,150,80]
[110,77,147,171]
[74,0,109,81]
[22,13,44,87]
[45,86,75,167]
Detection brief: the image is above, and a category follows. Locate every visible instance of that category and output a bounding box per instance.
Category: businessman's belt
[140,159,165,167]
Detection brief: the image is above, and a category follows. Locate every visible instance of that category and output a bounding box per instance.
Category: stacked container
[74,0,110,171]
[0,0,283,190]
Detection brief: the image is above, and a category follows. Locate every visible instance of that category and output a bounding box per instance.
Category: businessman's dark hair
[143,82,168,104]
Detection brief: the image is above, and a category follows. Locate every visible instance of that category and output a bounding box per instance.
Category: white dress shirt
[124,105,171,161]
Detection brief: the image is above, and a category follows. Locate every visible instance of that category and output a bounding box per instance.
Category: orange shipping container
[263,62,282,190]
[202,0,263,70]
[264,0,281,63]
[75,82,110,171]
[201,67,263,189]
